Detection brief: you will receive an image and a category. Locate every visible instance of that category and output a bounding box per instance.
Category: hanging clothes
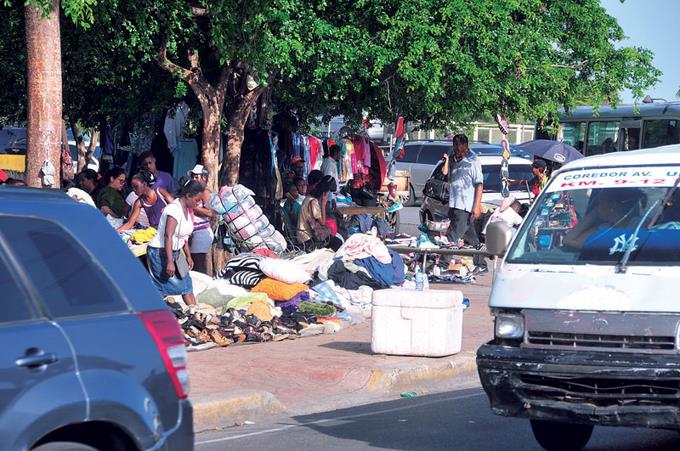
[308,137,323,170]
[369,141,387,189]
[173,138,198,181]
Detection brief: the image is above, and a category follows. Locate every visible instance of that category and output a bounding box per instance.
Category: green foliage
[1,0,661,137]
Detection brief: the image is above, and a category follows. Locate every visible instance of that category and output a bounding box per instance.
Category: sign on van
[546,166,680,192]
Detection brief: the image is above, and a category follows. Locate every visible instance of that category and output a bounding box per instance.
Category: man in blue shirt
[441,134,488,274]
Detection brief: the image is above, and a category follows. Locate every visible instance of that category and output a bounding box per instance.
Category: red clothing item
[308,136,322,169]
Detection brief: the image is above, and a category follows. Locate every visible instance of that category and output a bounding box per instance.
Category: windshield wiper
[616,176,680,274]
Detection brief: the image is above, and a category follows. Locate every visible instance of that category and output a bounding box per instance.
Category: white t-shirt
[126,191,150,228]
[321,157,339,190]
[149,199,194,250]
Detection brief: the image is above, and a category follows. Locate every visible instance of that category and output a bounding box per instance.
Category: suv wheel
[530,419,593,451]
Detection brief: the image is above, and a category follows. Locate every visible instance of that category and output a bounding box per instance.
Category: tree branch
[550,60,588,70]
[156,35,193,82]
[191,6,209,16]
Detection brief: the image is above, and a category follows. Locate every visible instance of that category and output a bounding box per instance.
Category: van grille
[519,374,680,407]
[526,331,675,351]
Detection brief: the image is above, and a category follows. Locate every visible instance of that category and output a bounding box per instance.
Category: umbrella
[516,139,584,164]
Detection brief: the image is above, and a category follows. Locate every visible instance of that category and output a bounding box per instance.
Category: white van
[479,144,680,450]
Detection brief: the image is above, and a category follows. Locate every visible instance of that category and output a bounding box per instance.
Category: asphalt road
[194,387,680,450]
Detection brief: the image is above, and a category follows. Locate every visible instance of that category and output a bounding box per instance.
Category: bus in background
[536,101,680,156]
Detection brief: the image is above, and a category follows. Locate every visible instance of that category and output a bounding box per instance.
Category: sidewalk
[188,274,494,431]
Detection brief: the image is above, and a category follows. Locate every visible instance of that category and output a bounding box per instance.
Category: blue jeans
[146,246,193,296]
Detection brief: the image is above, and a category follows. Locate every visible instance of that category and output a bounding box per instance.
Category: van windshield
[506,166,680,265]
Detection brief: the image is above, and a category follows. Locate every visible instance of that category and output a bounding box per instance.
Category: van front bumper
[477,343,680,429]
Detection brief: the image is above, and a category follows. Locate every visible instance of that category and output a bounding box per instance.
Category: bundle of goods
[210,185,287,254]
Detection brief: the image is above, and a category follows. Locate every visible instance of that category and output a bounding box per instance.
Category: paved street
[195,386,680,451]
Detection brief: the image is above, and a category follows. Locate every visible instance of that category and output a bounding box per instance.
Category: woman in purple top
[117,171,174,232]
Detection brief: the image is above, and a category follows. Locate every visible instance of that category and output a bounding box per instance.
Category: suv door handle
[16,351,58,369]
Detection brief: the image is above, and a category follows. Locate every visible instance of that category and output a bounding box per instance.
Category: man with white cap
[188,164,214,274]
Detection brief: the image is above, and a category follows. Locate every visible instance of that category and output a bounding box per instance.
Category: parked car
[419,155,534,237]
[0,188,193,450]
[396,140,531,205]
[479,144,680,450]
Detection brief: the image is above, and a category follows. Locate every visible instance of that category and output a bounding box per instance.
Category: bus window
[642,119,680,148]
[586,121,620,155]
[560,122,586,151]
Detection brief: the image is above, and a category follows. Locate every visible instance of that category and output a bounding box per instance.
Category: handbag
[175,250,190,279]
[173,207,190,279]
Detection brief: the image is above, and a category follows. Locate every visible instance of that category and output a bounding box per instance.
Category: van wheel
[405,184,417,207]
[33,442,98,451]
[530,420,593,451]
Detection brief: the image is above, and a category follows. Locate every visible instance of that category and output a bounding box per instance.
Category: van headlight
[495,313,525,339]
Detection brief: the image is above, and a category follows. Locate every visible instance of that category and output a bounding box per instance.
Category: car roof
[476,155,532,165]
[559,144,680,172]
[0,187,74,203]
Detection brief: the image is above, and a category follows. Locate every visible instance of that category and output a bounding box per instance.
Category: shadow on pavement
[318,341,373,355]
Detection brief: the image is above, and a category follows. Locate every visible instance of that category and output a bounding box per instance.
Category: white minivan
[479,144,680,450]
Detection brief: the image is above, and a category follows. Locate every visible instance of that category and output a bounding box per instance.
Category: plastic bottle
[415,265,424,291]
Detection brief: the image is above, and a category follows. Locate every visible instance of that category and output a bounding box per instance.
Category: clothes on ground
[327,259,383,290]
[448,152,483,211]
[96,186,127,217]
[148,199,194,250]
[336,233,391,264]
[428,274,476,284]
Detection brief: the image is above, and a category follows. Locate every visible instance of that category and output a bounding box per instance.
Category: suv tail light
[138,310,189,399]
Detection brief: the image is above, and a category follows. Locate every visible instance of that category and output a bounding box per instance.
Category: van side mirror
[486,221,514,257]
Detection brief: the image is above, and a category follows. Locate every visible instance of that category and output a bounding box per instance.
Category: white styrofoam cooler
[371,288,463,357]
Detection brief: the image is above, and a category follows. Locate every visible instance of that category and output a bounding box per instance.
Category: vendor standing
[188,164,214,274]
[441,134,488,275]
[117,171,174,231]
[146,180,205,306]
[139,151,177,193]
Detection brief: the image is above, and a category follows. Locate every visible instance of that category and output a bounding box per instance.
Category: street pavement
[195,386,680,450]
[188,205,494,429]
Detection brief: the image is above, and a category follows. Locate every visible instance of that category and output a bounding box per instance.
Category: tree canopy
[1,0,661,155]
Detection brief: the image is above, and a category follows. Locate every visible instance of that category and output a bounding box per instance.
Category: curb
[363,353,478,392]
[191,353,478,431]
[192,389,286,432]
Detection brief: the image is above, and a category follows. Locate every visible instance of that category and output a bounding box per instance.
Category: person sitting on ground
[307,169,324,194]
[283,181,302,227]
[96,167,130,218]
[483,196,524,235]
[77,169,98,195]
[187,165,214,274]
[294,176,307,203]
[139,150,176,193]
[297,175,343,252]
[146,180,205,306]
[117,170,174,232]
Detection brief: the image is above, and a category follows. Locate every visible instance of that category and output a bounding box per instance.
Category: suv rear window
[400,144,421,163]
[483,164,534,192]
[417,145,447,165]
[0,255,33,324]
[0,216,128,318]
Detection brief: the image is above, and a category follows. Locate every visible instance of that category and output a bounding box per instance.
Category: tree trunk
[25,0,62,188]
[71,120,88,172]
[222,88,262,186]
[201,101,222,193]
